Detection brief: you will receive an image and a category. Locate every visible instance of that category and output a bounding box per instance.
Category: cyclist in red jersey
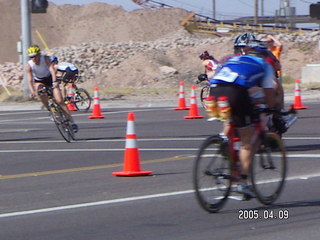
[197,51,220,81]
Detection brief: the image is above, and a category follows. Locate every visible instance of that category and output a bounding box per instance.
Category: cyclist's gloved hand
[197,74,208,82]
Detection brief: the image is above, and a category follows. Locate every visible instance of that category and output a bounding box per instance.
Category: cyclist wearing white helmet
[209,40,276,199]
[50,56,79,83]
[233,32,257,54]
[51,56,80,100]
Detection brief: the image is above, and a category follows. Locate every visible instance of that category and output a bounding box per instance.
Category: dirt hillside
[0,0,319,99]
[0,0,187,63]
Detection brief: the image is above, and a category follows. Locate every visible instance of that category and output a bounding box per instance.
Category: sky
[49,0,317,20]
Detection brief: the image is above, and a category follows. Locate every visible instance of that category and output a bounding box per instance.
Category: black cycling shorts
[62,67,79,82]
[210,83,258,127]
[34,75,53,87]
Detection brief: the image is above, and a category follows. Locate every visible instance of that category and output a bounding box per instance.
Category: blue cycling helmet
[50,56,58,62]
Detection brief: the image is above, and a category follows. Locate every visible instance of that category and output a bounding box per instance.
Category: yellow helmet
[27,45,41,57]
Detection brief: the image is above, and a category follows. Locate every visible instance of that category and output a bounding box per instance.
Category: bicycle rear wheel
[200,86,210,109]
[73,88,91,111]
[50,104,75,142]
[250,132,287,205]
[193,135,232,213]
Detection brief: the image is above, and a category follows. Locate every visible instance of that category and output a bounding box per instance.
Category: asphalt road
[0,102,320,240]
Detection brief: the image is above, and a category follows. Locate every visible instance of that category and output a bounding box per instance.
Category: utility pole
[254,0,258,24]
[20,0,31,96]
[261,0,264,16]
[212,0,216,20]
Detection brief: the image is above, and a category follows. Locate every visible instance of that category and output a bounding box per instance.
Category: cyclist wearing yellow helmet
[26,45,78,132]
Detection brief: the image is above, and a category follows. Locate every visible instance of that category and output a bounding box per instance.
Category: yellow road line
[0,155,193,180]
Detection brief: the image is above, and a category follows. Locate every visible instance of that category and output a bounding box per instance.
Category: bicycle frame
[225,119,265,181]
[38,86,75,142]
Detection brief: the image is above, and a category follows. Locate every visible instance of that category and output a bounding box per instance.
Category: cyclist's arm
[47,57,59,87]
[26,64,36,97]
[203,60,218,79]
[262,64,276,108]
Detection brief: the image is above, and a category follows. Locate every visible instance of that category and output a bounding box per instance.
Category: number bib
[214,67,239,83]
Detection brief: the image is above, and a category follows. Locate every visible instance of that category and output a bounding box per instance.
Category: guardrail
[181,12,319,35]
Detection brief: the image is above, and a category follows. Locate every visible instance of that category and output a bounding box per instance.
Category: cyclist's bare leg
[273,79,284,109]
[222,121,231,136]
[238,125,255,178]
[61,82,67,101]
[52,85,74,123]
[36,83,50,111]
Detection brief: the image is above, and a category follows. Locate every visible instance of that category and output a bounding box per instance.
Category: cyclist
[233,33,285,130]
[197,51,220,82]
[208,40,276,199]
[26,45,78,133]
[50,56,79,100]
[261,34,282,61]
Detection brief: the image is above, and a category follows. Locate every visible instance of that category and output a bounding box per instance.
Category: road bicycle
[196,79,210,110]
[38,86,76,143]
[193,107,297,213]
[59,75,92,112]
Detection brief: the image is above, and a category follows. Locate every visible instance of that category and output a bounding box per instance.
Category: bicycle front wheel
[50,104,75,143]
[73,88,91,111]
[193,135,232,213]
[250,132,287,205]
[200,86,210,109]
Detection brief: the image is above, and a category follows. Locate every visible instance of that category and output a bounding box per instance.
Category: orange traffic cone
[113,112,153,177]
[293,79,307,110]
[174,81,189,110]
[88,87,105,119]
[66,83,77,111]
[184,85,204,119]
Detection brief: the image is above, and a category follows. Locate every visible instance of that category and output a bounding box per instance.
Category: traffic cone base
[184,115,204,119]
[67,103,77,111]
[174,106,190,110]
[88,115,104,119]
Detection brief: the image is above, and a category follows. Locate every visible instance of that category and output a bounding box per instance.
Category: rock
[159,66,178,75]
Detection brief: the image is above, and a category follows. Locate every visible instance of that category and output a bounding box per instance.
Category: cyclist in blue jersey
[209,40,276,199]
[231,33,286,134]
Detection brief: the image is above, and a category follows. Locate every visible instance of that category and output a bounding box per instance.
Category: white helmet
[234,32,257,47]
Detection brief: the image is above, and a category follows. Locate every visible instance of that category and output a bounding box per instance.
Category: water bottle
[205,96,218,120]
[217,96,231,121]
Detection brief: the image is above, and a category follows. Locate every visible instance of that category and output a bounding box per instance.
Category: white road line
[0,148,199,153]
[0,108,171,123]
[0,136,319,145]
[1,172,320,218]
[0,138,205,144]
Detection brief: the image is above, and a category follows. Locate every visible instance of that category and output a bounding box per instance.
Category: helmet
[199,51,210,60]
[234,32,256,47]
[50,56,58,62]
[247,39,268,50]
[27,45,41,57]
[247,40,269,54]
